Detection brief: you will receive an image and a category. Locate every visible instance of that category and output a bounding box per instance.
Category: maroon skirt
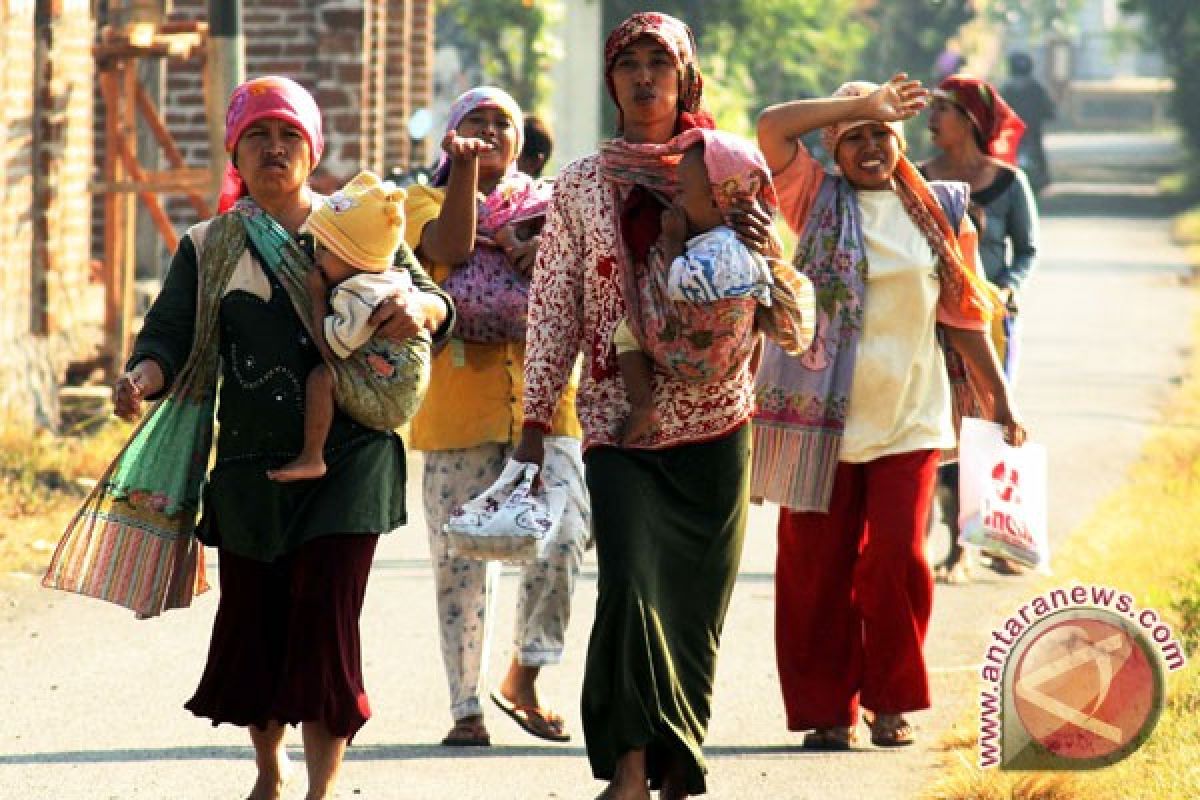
[185,534,379,741]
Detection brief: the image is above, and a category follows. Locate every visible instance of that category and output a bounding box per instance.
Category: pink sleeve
[773,144,826,237]
[523,164,586,427]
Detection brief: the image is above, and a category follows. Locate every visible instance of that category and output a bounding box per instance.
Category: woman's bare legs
[597,748,652,800]
[301,721,348,800]
[659,755,689,800]
[247,722,291,800]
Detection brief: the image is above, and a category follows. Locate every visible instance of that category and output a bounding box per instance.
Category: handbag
[443,460,567,563]
[441,245,529,343]
[41,214,247,617]
[956,417,1050,572]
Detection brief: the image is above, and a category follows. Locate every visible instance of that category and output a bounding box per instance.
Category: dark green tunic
[129,231,453,562]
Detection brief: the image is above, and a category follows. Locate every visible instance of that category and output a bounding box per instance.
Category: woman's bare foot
[620,405,661,446]
[267,456,327,482]
[596,784,652,800]
[246,756,292,800]
[247,723,291,800]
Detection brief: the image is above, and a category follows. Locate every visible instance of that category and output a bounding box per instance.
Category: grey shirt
[973,166,1039,293]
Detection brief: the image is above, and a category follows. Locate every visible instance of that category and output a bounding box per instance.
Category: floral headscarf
[820,80,907,158]
[431,86,525,187]
[218,76,324,213]
[603,12,709,132]
[679,128,777,214]
[935,74,1027,165]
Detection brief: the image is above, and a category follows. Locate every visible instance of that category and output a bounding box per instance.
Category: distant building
[1003,0,1172,130]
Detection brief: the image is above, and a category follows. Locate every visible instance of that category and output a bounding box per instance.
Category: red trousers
[775,449,938,729]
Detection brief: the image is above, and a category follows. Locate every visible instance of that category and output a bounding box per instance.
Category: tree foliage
[858,0,975,87]
[437,0,564,115]
[1120,0,1200,169]
[602,1,868,133]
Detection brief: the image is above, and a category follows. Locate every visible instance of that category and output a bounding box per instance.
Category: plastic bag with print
[444,459,567,564]
[956,416,1050,573]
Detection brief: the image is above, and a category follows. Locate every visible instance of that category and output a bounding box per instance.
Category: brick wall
[89,0,433,245]
[1,0,98,429]
[33,0,95,334]
[1,1,36,357]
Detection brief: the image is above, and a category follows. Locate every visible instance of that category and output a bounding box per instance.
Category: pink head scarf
[820,80,907,159]
[430,86,525,187]
[217,76,325,213]
[674,128,778,215]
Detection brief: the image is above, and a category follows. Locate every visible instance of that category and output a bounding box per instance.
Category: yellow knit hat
[306,170,407,273]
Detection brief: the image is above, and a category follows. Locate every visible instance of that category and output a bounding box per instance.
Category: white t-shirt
[840,189,955,463]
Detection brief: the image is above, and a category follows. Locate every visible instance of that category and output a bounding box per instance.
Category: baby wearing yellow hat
[269,170,431,482]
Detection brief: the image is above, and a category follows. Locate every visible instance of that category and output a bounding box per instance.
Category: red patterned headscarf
[935,74,1026,165]
[603,12,711,133]
[218,76,325,213]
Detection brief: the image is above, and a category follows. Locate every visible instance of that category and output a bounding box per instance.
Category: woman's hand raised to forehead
[441,130,496,162]
[867,73,930,122]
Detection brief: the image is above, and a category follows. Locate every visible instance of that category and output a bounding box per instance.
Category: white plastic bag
[444,459,567,563]
[957,416,1050,573]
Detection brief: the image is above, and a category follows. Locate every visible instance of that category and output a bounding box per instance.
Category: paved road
[0,131,1194,799]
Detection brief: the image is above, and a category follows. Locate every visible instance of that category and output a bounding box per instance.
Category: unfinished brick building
[0,0,436,429]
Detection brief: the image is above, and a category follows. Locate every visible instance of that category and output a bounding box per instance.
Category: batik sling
[42,214,247,617]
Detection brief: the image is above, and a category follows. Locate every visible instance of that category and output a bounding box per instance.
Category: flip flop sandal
[490,690,571,742]
[440,718,491,747]
[863,713,914,747]
[801,726,857,751]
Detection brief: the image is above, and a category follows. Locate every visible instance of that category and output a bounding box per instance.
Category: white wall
[547,0,603,170]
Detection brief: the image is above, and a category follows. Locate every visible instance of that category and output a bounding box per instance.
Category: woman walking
[754,74,1026,751]
[112,77,450,800]
[922,73,1040,579]
[404,86,590,747]
[515,12,780,799]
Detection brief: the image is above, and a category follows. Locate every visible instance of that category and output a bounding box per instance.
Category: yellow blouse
[404,185,581,452]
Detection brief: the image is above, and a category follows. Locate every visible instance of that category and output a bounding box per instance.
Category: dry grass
[0,415,132,576]
[1174,207,1200,277]
[923,293,1200,798]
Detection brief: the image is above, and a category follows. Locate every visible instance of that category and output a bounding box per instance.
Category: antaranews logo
[978,585,1187,770]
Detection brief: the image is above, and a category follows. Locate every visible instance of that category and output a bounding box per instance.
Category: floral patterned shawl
[752,156,1000,511]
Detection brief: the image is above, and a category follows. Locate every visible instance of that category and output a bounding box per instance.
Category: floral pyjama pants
[421,437,590,721]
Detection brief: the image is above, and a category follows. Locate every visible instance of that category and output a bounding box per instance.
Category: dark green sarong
[582,425,751,795]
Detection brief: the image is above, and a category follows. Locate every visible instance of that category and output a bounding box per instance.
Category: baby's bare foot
[267,457,327,482]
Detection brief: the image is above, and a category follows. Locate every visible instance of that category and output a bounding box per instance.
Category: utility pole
[205,0,244,202]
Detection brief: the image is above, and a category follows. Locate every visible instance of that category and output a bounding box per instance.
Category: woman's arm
[1000,169,1039,295]
[515,166,588,469]
[941,325,1027,446]
[756,73,928,173]
[116,233,202,419]
[369,244,453,344]
[416,132,493,267]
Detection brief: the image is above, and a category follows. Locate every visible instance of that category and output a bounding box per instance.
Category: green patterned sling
[42,214,247,618]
